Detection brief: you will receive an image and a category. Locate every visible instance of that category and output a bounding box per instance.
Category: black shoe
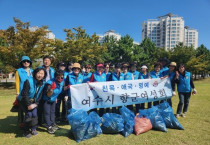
[23,131,32,138]
[52,124,60,131]
[47,126,55,134]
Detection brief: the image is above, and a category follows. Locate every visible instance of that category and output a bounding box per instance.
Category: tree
[55,26,107,66]
[0,18,55,71]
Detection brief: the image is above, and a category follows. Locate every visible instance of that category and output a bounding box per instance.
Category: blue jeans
[43,101,56,128]
[176,92,191,114]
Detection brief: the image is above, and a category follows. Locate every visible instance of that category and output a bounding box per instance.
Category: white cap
[141,65,148,69]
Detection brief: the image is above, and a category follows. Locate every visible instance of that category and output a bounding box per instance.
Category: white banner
[70,77,172,111]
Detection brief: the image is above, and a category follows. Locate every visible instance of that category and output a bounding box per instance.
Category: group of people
[14,55,197,138]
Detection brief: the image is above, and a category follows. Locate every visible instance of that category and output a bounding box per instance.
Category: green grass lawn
[0,79,210,145]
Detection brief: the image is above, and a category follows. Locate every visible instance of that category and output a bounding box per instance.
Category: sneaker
[182,113,186,118]
[47,126,55,134]
[31,130,38,136]
[23,131,32,138]
[175,114,180,118]
[52,124,60,131]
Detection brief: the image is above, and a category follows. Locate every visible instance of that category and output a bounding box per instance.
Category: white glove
[192,88,197,95]
[64,96,68,102]
[172,91,176,96]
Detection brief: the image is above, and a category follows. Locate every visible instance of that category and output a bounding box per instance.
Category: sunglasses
[56,76,64,79]
[23,60,30,63]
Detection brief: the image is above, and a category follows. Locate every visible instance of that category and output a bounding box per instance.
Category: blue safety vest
[111,72,124,81]
[83,72,92,83]
[124,72,133,80]
[43,78,64,102]
[177,71,192,93]
[17,68,33,100]
[39,66,55,79]
[92,71,106,82]
[139,72,149,79]
[28,78,45,101]
[160,67,169,74]
[130,70,140,80]
[163,70,176,82]
[150,71,163,78]
[104,71,111,81]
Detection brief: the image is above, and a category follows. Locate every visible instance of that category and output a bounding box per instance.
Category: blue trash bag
[101,113,124,134]
[119,106,135,137]
[158,101,184,130]
[83,111,102,140]
[139,106,167,132]
[67,109,102,142]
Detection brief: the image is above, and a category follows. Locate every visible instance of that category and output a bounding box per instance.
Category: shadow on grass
[0,82,15,89]
[0,115,23,137]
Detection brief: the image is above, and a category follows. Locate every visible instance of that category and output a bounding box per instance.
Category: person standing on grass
[90,63,107,116]
[174,64,197,118]
[139,65,150,110]
[161,62,177,107]
[43,70,64,134]
[14,56,33,128]
[83,64,92,83]
[122,62,133,111]
[64,63,84,111]
[19,68,46,138]
[104,63,112,81]
[55,62,68,123]
[150,62,163,107]
[38,56,55,126]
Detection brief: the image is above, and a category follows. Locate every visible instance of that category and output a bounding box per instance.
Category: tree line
[0,18,209,79]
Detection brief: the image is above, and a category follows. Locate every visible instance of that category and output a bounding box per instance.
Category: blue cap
[20,56,32,64]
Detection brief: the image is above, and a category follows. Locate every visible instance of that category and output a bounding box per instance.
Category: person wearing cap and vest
[150,62,163,107]
[159,57,170,74]
[64,63,84,111]
[14,56,33,128]
[174,64,196,118]
[43,70,64,134]
[161,62,177,107]
[55,62,68,123]
[104,63,112,81]
[90,63,106,116]
[83,64,92,83]
[121,63,134,111]
[19,68,46,138]
[138,65,150,110]
[38,56,55,126]
[129,62,140,80]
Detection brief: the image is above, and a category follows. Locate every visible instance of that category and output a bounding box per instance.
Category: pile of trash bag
[139,106,168,132]
[158,101,184,130]
[101,113,124,134]
[134,114,152,135]
[67,109,102,143]
[119,106,135,137]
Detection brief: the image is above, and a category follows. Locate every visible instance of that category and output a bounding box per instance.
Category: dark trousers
[55,93,66,119]
[148,102,152,108]
[37,99,44,125]
[167,99,172,107]
[153,101,160,106]
[24,108,38,131]
[177,92,191,114]
[44,101,56,128]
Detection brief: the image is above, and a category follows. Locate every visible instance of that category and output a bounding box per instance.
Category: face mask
[57,78,63,83]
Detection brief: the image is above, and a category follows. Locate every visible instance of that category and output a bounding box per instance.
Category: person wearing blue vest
[130,62,140,80]
[64,63,84,111]
[122,63,134,111]
[90,63,107,116]
[55,62,68,123]
[159,57,170,74]
[38,56,55,126]
[174,64,196,118]
[19,68,46,138]
[150,62,163,107]
[43,70,64,134]
[104,63,112,81]
[14,56,33,128]
[161,62,177,107]
[138,65,150,110]
[83,64,92,83]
